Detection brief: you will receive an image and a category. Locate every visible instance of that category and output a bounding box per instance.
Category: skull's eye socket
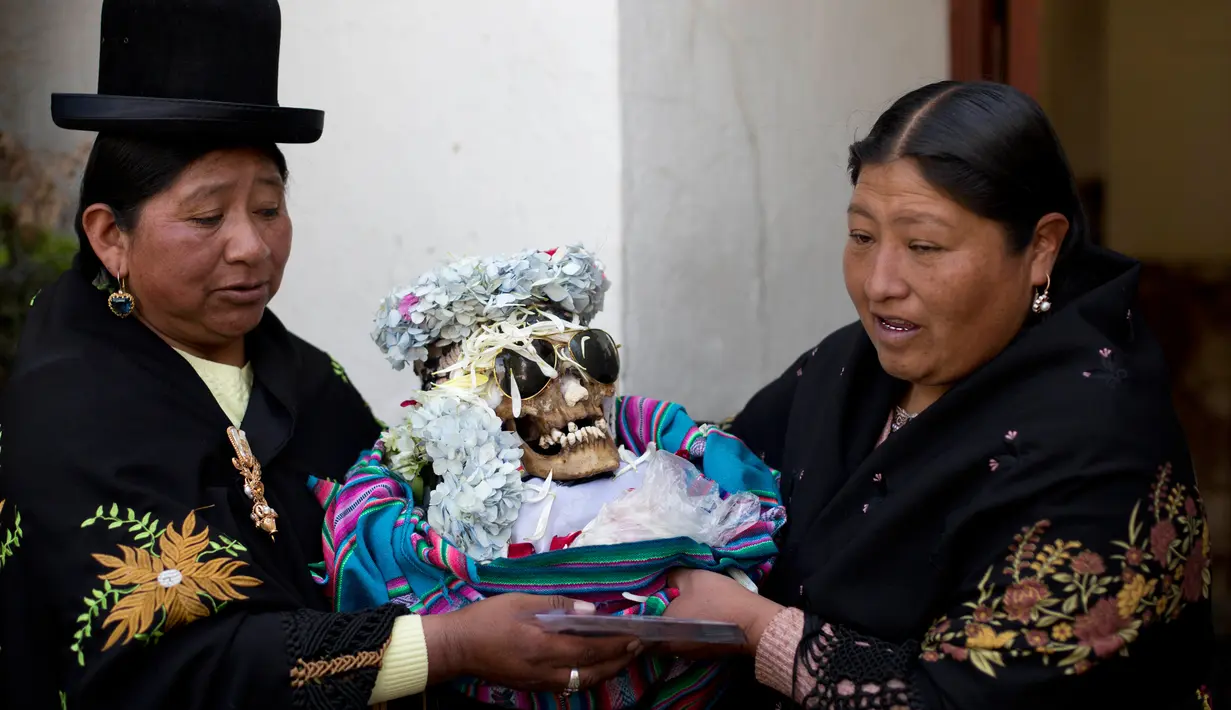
[568,329,620,385]
[496,339,557,399]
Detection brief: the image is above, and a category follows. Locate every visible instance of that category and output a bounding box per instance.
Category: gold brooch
[227,427,278,539]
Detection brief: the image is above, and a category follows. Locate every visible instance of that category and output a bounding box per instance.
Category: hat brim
[51,94,324,144]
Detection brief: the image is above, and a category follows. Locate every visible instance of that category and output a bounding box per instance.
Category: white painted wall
[275,1,623,422]
[619,0,948,419]
[2,0,949,424]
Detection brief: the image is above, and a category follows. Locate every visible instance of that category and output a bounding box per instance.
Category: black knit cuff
[795,616,922,709]
[282,604,408,710]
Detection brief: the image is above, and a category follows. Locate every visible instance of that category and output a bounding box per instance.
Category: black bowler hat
[51,0,323,144]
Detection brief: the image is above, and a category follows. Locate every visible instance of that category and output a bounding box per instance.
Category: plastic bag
[571,446,761,548]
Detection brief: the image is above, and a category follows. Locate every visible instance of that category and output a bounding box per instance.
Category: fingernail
[572,600,596,614]
[627,641,644,654]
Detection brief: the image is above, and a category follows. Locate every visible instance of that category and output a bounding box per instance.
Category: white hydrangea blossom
[371,244,609,371]
[378,425,426,483]
[384,391,526,561]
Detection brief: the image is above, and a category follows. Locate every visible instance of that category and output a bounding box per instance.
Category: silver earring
[1031,274,1052,314]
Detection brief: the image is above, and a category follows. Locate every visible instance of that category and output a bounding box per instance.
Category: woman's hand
[422,594,641,693]
[659,569,785,658]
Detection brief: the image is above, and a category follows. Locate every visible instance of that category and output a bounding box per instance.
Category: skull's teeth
[570,425,606,446]
[532,423,609,451]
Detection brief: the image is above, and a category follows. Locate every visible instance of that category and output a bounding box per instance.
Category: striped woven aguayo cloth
[307,396,785,709]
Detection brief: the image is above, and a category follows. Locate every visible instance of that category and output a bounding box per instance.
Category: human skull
[422,340,622,482]
[494,367,620,481]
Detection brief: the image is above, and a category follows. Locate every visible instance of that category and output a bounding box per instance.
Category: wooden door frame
[949,0,1041,98]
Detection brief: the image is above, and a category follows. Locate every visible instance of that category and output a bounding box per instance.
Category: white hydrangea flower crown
[371,244,610,371]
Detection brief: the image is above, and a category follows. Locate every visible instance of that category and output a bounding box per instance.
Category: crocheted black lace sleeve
[282,604,407,710]
[794,619,923,710]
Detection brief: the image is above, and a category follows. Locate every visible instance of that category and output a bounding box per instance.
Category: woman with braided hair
[662,81,1216,709]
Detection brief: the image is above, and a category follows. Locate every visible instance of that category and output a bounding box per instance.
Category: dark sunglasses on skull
[494,328,620,401]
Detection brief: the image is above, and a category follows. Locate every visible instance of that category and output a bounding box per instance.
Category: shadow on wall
[0,131,85,386]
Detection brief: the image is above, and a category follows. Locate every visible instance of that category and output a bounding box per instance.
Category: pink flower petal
[397,292,421,317]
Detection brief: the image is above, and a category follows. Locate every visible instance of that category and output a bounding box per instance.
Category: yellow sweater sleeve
[370,614,430,704]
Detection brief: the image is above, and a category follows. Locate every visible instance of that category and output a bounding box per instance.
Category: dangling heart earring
[108,276,136,318]
[1031,274,1052,314]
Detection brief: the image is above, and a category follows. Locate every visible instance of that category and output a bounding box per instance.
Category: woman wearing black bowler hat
[0,2,638,708]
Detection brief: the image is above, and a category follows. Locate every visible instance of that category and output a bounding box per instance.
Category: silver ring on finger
[563,667,580,696]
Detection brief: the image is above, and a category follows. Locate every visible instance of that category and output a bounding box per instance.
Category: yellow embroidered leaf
[159,512,210,569]
[163,586,210,630]
[969,649,1003,677]
[1127,501,1142,544]
[93,547,161,586]
[1061,594,1079,616]
[189,558,262,600]
[100,589,159,651]
[1057,645,1091,666]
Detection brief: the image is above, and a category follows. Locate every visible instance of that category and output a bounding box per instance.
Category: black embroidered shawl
[724,244,1215,709]
[0,263,401,709]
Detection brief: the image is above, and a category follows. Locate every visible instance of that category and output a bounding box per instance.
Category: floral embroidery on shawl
[0,499,21,571]
[1082,347,1128,388]
[0,430,20,572]
[330,356,351,384]
[921,463,1209,678]
[988,430,1021,472]
[70,508,260,666]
